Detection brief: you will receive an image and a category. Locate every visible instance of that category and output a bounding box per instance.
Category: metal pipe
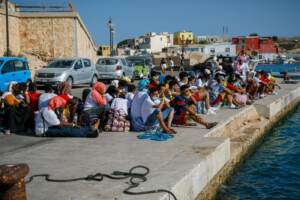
[5,0,10,56]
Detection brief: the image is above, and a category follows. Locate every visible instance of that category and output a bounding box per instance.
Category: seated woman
[56,82,78,123]
[84,82,109,130]
[141,87,176,134]
[35,96,99,137]
[130,80,149,131]
[105,92,130,132]
[3,84,31,134]
[172,85,217,129]
[226,74,249,106]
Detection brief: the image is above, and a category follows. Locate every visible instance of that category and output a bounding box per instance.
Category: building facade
[174,31,194,45]
[138,32,173,53]
[185,43,236,58]
[232,36,278,55]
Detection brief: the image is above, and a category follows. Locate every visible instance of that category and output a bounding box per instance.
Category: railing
[14,1,75,12]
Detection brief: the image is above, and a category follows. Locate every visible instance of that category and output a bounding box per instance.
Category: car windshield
[0,60,3,67]
[97,58,118,65]
[46,60,75,68]
[127,58,145,66]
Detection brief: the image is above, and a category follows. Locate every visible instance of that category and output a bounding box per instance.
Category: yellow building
[174,31,194,45]
[97,45,111,56]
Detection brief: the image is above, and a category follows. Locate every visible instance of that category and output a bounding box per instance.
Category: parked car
[126,55,154,79]
[95,56,134,80]
[0,57,31,93]
[35,58,98,87]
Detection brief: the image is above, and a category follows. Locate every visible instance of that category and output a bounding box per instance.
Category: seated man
[172,85,217,129]
[35,96,99,137]
[141,87,176,134]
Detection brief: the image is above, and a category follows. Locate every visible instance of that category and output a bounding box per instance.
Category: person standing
[160,58,167,75]
[169,57,175,76]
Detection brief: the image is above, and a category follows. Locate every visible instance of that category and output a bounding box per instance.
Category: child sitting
[105,93,130,132]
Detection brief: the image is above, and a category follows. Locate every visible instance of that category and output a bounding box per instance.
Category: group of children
[0,54,280,137]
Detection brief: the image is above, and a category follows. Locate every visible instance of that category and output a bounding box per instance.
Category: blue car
[0,57,32,92]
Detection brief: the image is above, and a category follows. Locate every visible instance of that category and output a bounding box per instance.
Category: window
[74,60,83,69]
[225,48,231,53]
[0,60,3,67]
[46,60,75,68]
[97,58,118,65]
[1,60,15,74]
[83,59,91,67]
[121,59,128,66]
[14,60,26,71]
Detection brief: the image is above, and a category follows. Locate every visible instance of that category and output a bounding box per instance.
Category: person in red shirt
[25,82,41,112]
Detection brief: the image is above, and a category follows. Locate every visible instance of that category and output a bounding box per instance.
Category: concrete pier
[1,81,300,200]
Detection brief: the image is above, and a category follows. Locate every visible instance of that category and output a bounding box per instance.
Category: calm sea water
[256,63,300,73]
[216,106,300,200]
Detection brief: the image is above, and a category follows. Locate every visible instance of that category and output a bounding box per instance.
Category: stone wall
[0,9,97,64]
[0,11,20,56]
[75,16,97,62]
[19,16,75,59]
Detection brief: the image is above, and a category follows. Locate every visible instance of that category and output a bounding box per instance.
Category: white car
[96,56,134,80]
[35,58,98,87]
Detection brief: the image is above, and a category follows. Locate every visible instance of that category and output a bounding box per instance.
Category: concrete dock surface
[1,81,300,200]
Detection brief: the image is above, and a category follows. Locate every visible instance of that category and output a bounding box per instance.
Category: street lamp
[107,17,115,56]
[5,0,10,56]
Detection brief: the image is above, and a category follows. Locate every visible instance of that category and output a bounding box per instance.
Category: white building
[138,32,173,53]
[197,35,225,43]
[185,43,236,58]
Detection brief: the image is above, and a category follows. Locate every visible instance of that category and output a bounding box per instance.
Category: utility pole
[5,0,10,56]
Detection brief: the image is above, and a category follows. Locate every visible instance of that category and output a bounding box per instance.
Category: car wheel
[66,77,73,88]
[91,75,98,85]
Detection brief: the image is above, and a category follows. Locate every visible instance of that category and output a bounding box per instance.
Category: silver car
[35,58,98,87]
[96,57,134,80]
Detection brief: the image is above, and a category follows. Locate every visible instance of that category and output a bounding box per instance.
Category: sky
[12,0,300,45]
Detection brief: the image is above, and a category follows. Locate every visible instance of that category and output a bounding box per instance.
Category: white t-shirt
[111,98,128,115]
[38,93,57,109]
[141,95,157,123]
[130,91,148,119]
[161,63,167,69]
[84,93,97,110]
[170,60,174,67]
[35,108,60,136]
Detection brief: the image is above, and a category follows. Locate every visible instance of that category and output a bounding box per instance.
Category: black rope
[26,165,177,200]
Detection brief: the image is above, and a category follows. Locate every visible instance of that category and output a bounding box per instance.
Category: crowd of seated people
[0,53,281,137]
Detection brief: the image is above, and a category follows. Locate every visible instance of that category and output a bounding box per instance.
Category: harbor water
[216,105,300,200]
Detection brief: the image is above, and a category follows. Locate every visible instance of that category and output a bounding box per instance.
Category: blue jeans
[45,126,93,137]
[145,107,174,127]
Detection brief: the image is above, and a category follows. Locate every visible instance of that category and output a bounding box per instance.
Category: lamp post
[5,0,10,56]
[107,17,115,56]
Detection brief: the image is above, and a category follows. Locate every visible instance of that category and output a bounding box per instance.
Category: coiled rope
[26,165,177,200]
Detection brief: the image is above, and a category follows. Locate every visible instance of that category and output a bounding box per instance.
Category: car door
[0,60,16,91]
[72,59,84,84]
[82,59,93,83]
[14,59,31,83]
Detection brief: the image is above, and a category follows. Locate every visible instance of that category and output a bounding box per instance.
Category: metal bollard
[0,164,29,200]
